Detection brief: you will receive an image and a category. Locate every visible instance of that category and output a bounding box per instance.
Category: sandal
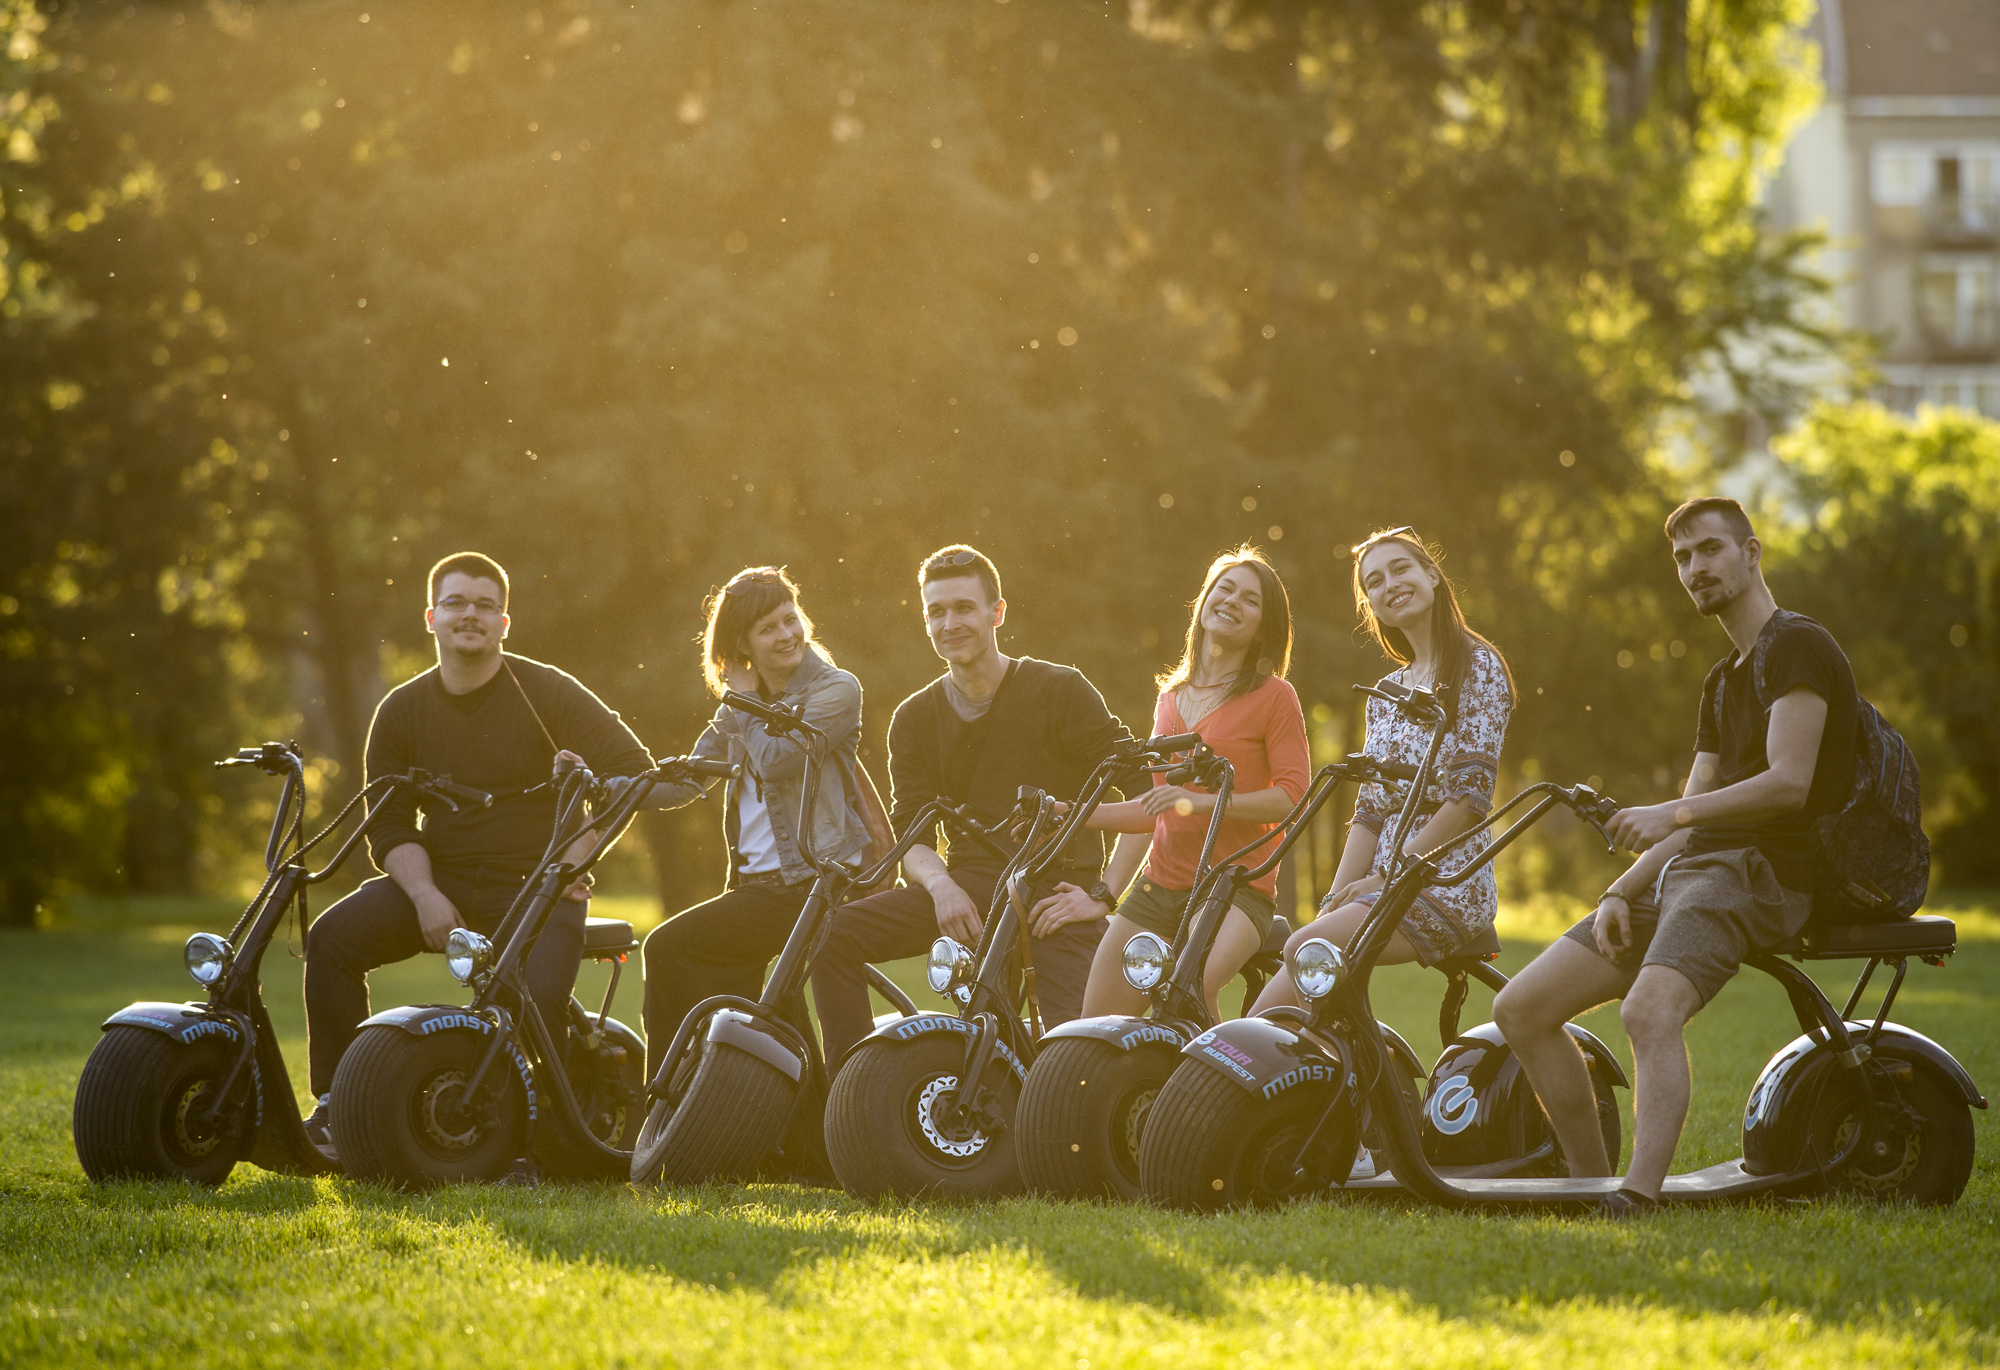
[1595,1187,1659,1218]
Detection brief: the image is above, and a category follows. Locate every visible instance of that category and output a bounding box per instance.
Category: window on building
[1919,255,1998,351]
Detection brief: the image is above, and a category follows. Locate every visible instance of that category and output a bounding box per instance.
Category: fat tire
[1017,1037,1179,1200]
[628,1035,795,1186]
[330,1025,528,1188]
[824,1034,1025,1200]
[73,1027,248,1186]
[1139,1058,1353,1211]
[1811,1059,1976,1206]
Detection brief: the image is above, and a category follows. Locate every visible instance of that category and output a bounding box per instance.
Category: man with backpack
[1493,496,1867,1216]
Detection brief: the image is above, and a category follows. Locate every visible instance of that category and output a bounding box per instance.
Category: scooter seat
[582,917,638,959]
[1244,915,1295,974]
[1437,923,1502,963]
[1787,914,1956,961]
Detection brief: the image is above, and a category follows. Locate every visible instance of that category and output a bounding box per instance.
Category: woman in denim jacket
[640,567,870,1079]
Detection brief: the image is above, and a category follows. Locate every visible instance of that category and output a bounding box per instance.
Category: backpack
[1749,610,1930,923]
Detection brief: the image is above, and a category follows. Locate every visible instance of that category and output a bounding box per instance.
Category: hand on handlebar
[1606,801,1682,853]
[1140,785,1211,819]
[414,888,467,952]
[553,748,587,783]
[930,879,984,944]
[1325,872,1383,909]
[1030,882,1111,938]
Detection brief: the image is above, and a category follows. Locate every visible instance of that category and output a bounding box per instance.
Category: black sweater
[887,657,1131,872]
[363,653,653,876]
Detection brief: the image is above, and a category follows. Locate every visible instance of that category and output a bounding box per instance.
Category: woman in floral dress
[1251,527,1515,1010]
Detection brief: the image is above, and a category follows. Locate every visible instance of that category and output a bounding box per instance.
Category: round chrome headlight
[1291,937,1346,1001]
[184,933,232,987]
[1121,931,1171,991]
[926,936,975,995]
[445,928,494,985]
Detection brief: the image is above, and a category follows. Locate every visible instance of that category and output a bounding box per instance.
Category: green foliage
[1771,403,2000,885]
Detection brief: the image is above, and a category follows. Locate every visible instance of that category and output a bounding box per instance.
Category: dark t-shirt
[1683,612,1858,892]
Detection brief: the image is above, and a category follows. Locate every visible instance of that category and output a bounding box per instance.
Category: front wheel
[73,1027,251,1186]
[629,1033,796,1186]
[1016,1037,1179,1201]
[330,1026,529,1188]
[824,1033,1024,1200]
[1810,1061,1976,1206]
[1140,1058,1356,1211]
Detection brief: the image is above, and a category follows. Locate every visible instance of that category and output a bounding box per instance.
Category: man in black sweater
[812,545,1133,1065]
[302,552,654,1154]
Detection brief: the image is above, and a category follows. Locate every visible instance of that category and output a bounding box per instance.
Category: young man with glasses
[810,544,1134,1067]
[302,551,656,1159]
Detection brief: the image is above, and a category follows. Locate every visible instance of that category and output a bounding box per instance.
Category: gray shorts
[1561,847,1813,1006]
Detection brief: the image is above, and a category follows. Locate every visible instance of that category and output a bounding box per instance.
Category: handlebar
[1144,731,1202,754]
[410,771,493,813]
[721,690,826,741]
[679,756,742,780]
[1353,678,1446,720]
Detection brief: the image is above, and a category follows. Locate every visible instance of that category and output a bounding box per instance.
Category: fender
[1376,1022,1426,1088]
[853,1012,1028,1081]
[1441,1020,1631,1090]
[103,1001,241,1046]
[1180,1016,1354,1101]
[1040,1014,1192,1054]
[707,1008,804,1084]
[1744,1021,1987,1176]
[357,1003,539,1121]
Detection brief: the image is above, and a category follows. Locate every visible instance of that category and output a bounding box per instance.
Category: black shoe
[499,1156,541,1188]
[1595,1187,1659,1219]
[303,1097,337,1161]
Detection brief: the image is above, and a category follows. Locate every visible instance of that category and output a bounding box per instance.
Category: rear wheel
[824,1033,1024,1200]
[629,1031,796,1186]
[532,1014,647,1181]
[1139,1058,1356,1211]
[73,1027,250,1186]
[1016,1037,1179,1201]
[1808,1060,1975,1206]
[330,1026,528,1188]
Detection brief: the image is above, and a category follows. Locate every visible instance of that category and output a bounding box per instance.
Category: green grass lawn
[3,894,1998,1368]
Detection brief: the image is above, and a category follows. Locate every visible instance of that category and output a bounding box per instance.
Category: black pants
[811,867,1106,1068]
[640,879,816,1080]
[303,869,586,1096]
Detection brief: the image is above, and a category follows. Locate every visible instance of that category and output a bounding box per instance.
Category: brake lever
[1570,786,1620,853]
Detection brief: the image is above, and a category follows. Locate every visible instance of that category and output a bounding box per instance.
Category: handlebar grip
[435,778,493,808]
[721,690,820,737]
[1146,732,1202,754]
[682,757,741,780]
[1374,761,1418,782]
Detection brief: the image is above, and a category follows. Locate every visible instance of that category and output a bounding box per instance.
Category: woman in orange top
[1030,546,1311,1018]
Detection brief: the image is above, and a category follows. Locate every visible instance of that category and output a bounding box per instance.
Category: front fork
[939,1011,1017,1135]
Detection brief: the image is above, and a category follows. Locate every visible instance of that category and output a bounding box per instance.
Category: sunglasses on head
[723,569,785,596]
[1350,525,1422,557]
[923,549,983,574]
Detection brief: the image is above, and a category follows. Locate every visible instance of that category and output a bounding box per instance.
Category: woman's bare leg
[1079,913,1151,1018]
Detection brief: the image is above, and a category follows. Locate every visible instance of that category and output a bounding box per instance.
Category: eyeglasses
[1349,526,1421,557]
[723,569,785,596]
[435,596,504,615]
[923,549,983,574]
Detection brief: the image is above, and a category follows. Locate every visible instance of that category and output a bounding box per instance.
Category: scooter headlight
[1291,938,1346,1001]
[445,928,494,985]
[184,933,232,987]
[926,936,975,996]
[1121,931,1171,992]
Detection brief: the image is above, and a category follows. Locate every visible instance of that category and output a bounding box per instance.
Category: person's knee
[1620,977,1695,1043]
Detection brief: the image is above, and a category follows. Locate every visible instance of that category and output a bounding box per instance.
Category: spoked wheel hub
[1117,1084,1160,1177]
[1832,1104,1925,1192]
[170,1078,224,1160]
[413,1067,482,1156]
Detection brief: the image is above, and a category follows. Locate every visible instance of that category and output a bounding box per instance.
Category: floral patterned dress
[1333,642,1513,964]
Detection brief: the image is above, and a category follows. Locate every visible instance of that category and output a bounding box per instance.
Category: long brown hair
[699,566,830,698]
[1350,531,1513,704]
[1157,546,1292,705]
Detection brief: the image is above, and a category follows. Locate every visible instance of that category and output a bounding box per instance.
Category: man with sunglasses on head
[811,544,1135,1067]
[301,551,656,1160]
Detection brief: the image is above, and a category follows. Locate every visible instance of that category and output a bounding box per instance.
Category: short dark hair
[1664,497,1755,546]
[428,552,510,608]
[919,544,1002,605]
[700,566,829,698]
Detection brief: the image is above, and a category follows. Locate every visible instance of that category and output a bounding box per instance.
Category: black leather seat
[1783,914,1956,960]
[1244,915,1294,974]
[1439,923,1502,963]
[582,917,638,959]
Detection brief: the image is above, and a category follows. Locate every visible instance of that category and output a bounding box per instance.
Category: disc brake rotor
[1832,1111,1923,1191]
[419,1068,481,1152]
[172,1079,222,1158]
[913,1075,987,1159]
[1121,1085,1160,1167]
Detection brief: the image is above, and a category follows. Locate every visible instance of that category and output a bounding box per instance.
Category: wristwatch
[1087,880,1119,915]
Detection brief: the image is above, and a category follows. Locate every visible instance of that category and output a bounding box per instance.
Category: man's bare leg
[1618,964,1704,1198]
[1492,939,1631,1177]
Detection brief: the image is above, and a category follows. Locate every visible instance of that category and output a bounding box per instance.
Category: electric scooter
[1142,682,1984,1210]
[822,733,1195,1199]
[73,742,493,1185]
[628,691,1006,1187]
[329,749,736,1187]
